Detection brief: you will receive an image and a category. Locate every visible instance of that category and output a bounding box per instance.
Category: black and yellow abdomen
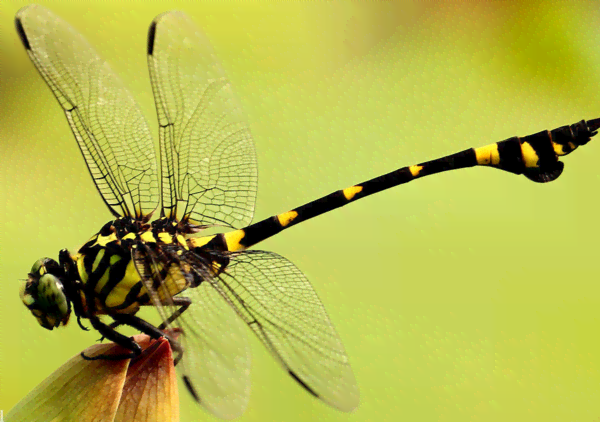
[199,119,599,253]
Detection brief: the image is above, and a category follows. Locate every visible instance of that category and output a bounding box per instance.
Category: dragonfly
[15,4,599,419]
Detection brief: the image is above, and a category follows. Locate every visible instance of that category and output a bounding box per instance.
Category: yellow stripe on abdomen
[409,165,423,177]
[224,230,246,252]
[277,210,298,227]
[342,185,363,200]
[520,141,540,168]
[474,143,501,166]
[188,234,216,249]
[552,142,566,156]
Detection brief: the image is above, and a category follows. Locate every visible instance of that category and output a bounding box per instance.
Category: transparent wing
[213,250,359,411]
[175,282,252,419]
[131,245,251,419]
[15,5,159,219]
[147,11,257,228]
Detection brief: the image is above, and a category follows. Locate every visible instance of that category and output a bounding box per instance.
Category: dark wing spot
[147,20,157,55]
[15,18,31,50]
[288,370,319,398]
[183,375,201,403]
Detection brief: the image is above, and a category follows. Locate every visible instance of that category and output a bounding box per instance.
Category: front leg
[59,249,87,329]
[81,267,141,361]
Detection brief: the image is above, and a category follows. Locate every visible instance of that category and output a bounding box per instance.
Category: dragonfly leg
[81,314,142,361]
[158,296,191,330]
[98,320,122,342]
[156,297,191,365]
[80,258,141,360]
[111,313,184,365]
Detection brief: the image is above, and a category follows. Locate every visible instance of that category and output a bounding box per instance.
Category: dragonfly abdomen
[215,119,599,252]
[474,120,597,182]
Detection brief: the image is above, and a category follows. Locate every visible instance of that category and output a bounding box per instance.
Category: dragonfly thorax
[71,217,199,315]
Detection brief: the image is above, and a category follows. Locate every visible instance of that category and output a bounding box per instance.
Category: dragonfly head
[20,258,71,330]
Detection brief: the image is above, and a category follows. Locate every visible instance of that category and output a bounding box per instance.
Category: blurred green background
[1,1,599,421]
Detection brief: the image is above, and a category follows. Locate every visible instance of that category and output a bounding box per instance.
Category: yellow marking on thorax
[224,230,246,252]
[91,249,105,273]
[88,234,98,241]
[158,232,173,244]
[75,254,88,284]
[96,233,117,247]
[520,142,539,168]
[104,259,143,310]
[101,259,170,313]
[176,235,189,250]
[277,210,299,227]
[123,233,136,240]
[409,165,423,177]
[140,231,156,243]
[342,185,363,201]
[94,255,122,294]
[188,235,216,249]
[474,143,500,166]
[94,264,112,293]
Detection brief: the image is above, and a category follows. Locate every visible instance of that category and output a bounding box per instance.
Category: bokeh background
[1,1,599,421]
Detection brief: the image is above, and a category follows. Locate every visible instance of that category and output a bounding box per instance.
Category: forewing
[131,245,251,419]
[212,250,359,411]
[15,5,158,219]
[147,11,257,228]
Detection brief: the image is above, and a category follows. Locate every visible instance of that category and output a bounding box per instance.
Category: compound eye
[21,262,71,330]
[36,274,70,329]
[38,274,67,307]
[30,257,60,277]
[30,258,46,276]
